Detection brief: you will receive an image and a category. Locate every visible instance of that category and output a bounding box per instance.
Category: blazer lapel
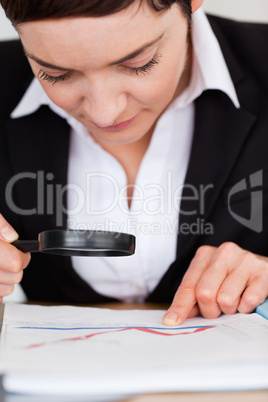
[177,90,257,260]
[176,14,260,261]
[6,106,116,303]
[6,105,70,238]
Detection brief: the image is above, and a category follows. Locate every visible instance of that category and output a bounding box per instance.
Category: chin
[90,128,146,146]
[93,134,143,146]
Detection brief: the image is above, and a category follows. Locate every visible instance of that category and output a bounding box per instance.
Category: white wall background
[0,0,268,41]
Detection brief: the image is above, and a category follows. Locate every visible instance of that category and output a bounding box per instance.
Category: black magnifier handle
[12,240,39,253]
[11,230,136,257]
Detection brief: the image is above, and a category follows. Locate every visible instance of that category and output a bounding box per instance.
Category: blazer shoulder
[0,40,33,115]
[207,14,268,41]
[207,15,268,91]
[0,39,31,79]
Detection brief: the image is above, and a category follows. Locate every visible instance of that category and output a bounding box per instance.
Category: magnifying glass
[12,230,135,257]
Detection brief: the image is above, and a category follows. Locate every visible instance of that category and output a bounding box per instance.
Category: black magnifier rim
[39,230,135,256]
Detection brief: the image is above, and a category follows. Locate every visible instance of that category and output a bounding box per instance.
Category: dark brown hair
[0,0,192,25]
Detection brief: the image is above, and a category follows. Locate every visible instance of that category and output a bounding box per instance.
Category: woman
[0,0,268,324]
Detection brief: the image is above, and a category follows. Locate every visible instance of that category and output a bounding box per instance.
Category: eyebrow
[109,33,164,65]
[23,33,164,71]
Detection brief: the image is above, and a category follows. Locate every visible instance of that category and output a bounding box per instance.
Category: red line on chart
[25,326,215,349]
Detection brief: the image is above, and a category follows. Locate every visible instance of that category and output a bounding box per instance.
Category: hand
[0,214,31,303]
[163,242,268,326]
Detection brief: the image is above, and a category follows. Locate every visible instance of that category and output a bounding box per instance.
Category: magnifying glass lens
[12,230,135,257]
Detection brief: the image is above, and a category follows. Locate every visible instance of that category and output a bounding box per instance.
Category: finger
[163,303,200,326]
[196,265,225,319]
[163,246,215,326]
[0,269,24,286]
[238,277,268,314]
[0,284,15,298]
[195,262,227,319]
[0,241,31,273]
[217,252,268,315]
[196,242,247,318]
[187,303,200,318]
[0,214,19,242]
[216,256,255,315]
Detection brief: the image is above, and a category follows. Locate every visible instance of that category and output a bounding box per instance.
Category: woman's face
[18,2,190,146]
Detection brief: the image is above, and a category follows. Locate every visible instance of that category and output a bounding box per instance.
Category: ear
[191,0,204,13]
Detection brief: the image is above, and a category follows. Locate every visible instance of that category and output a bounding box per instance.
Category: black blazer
[1,15,268,303]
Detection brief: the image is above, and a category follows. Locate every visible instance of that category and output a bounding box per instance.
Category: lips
[91,114,138,131]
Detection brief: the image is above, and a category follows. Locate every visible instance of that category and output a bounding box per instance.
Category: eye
[127,53,162,76]
[38,69,70,85]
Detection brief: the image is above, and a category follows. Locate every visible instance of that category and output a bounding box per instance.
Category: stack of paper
[1,303,268,398]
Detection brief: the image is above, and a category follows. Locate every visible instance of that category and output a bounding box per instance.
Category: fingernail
[1,226,18,242]
[163,312,178,325]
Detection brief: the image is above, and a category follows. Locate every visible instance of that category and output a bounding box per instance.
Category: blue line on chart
[16,325,216,331]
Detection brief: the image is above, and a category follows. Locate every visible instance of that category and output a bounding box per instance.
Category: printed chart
[1,303,268,395]
[17,324,215,349]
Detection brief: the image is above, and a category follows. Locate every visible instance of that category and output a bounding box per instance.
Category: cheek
[29,61,82,112]
[131,52,186,107]
[40,83,82,112]
[133,67,181,106]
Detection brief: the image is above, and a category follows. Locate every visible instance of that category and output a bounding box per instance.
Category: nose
[82,74,127,127]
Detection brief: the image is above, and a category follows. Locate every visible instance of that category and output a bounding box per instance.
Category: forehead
[18,3,184,70]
